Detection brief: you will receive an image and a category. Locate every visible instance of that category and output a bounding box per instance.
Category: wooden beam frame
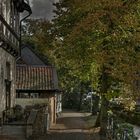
[0,15,20,41]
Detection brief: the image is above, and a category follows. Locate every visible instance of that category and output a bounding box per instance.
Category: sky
[29,0,59,20]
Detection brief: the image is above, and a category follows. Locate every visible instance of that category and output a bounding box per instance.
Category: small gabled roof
[16,65,59,93]
[17,45,50,65]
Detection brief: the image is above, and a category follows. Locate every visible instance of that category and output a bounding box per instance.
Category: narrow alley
[0,110,101,140]
[31,110,101,140]
[0,1,140,140]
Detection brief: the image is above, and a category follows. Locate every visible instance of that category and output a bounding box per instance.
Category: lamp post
[90,92,93,113]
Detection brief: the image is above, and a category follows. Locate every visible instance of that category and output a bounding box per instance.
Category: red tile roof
[16,65,59,91]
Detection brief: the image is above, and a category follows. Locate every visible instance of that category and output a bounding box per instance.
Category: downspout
[20,12,31,57]
[16,13,31,62]
[16,1,32,61]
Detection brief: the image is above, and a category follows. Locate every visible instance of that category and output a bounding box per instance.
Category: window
[6,62,10,80]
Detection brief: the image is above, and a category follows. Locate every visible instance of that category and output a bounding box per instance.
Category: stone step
[0,125,26,140]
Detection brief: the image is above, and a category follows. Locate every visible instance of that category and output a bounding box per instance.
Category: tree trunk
[100,95,109,136]
[99,66,110,136]
[95,109,100,127]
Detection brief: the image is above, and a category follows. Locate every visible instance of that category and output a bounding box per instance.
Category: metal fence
[107,111,138,140]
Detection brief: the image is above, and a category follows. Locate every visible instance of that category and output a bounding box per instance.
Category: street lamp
[89,91,96,113]
[90,92,93,113]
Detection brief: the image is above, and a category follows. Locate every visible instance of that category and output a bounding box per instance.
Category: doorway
[5,79,11,109]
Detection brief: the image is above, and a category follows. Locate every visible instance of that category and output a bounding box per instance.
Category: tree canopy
[52,0,140,98]
[22,0,140,135]
[22,0,140,104]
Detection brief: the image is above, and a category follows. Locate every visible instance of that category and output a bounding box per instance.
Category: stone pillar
[33,108,46,135]
[48,96,57,126]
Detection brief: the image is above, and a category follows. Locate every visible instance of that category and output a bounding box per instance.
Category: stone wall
[0,48,16,118]
[16,98,49,108]
[26,105,49,138]
[40,93,57,126]
[33,107,47,135]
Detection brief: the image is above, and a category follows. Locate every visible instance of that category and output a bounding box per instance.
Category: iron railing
[107,111,138,140]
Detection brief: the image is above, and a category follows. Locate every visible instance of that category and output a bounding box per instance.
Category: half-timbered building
[0,0,31,124]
